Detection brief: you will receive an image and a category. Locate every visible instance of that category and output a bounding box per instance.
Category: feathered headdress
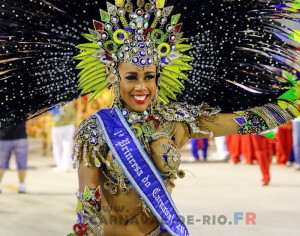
[1,0,300,135]
[74,0,193,102]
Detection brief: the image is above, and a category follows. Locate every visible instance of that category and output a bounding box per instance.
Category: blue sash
[94,108,189,236]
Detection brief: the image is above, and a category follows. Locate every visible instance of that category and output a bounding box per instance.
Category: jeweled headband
[74,0,194,102]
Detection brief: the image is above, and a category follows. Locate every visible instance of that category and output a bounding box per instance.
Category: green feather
[160,73,184,88]
[78,64,106,78]
[160,80,181,93]
[79,76,107,90]
[165,62,193,71]
[88,83,110,101]
[79,73,107,88]
[160,83,177,100]
[277,89,298,101]
[175,44,193,52]
[79,71,106,85]
[82,77,109,91]
[162,68,189,80]
[81,33,96,42]
[78,66,106,82]
[261,131,276,139]
[290,30,300,43]
[284,72,297,85]
[73,52,94,60]
[81,77,108,93]
[181,55,194,62]
[76,58,100,69]
[158,89,169,103]
[179,38,188,43]
[76,43,100,50]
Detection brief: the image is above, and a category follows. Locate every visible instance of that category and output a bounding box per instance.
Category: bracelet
[234,103,296,135]
[234,111,269,135]
[68,186,103,236]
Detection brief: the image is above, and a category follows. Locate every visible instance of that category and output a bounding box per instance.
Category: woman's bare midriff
[99,172,172,236]
[98,127,179,236]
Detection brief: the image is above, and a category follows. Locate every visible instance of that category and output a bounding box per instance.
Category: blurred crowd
[26,90,113,156]
[189,120,300,185]
[0,90,113,193]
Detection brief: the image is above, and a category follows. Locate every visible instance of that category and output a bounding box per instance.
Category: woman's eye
[125,76,137,80]
[145,75,156,80]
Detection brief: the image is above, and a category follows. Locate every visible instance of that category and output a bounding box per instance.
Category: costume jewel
[122,108,149,123]
[233,102,298,135]
[83,186,93,201]
[177,170,185,179]
[72,223,88,236]
[131,126,143,137]
[138,197,151,217]
[141,122,156,135]
[72,186,103,236]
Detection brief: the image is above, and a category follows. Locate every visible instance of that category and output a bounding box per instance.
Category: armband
[234,103,296,135]
[68,186,103,236]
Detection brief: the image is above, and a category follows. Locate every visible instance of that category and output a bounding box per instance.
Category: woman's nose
[135,80,147,91]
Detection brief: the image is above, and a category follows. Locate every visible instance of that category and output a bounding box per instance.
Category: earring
[150,89,159,115]
[112,82,121,107]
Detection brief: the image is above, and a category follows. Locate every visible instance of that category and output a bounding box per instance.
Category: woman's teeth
[133,95,147,101]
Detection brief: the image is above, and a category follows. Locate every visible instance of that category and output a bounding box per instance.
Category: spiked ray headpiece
[74,0,194,102]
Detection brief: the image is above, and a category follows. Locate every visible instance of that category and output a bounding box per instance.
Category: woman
[71,63,296,236]
[73,62,246,235]
[1,1,300,236]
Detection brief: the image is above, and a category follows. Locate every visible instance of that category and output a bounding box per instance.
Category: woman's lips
[132,95,149,104]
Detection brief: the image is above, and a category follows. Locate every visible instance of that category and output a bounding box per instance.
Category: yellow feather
[278,101,288,109]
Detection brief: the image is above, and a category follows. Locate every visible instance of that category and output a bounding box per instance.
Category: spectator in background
[226,135,242,164]
[227,134,273,185]
[190,138,209,162]
[27,113,53,156]
[50,102,76,172]
[275,122,293,167]
[214,136,230,161]
[292,117,300,170]
[0,122,28,193]
[250,135,273,186]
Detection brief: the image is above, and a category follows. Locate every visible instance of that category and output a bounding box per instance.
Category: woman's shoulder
[75,115,105,146]
[73,115,107,168]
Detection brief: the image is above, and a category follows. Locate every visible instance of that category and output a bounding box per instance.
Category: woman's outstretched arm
[185,102,297,139]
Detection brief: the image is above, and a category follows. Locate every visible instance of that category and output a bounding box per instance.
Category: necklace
[122,108,149,124]
[122,108,161,135]
[121,107,162,154]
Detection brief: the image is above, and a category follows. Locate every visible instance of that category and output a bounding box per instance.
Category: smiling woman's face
[118,62,157,112]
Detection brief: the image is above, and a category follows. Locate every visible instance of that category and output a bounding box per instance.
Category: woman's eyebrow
[124,72,138,76]
[145,71,156,75]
